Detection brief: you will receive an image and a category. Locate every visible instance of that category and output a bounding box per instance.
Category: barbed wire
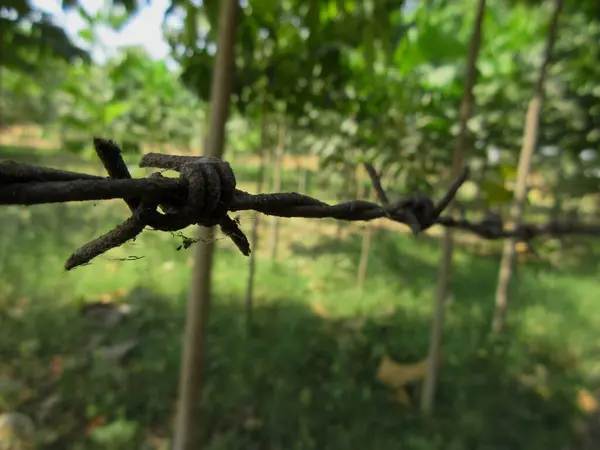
[0,138,598,270]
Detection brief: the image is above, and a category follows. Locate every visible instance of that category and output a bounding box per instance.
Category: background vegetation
[1,0,599,449]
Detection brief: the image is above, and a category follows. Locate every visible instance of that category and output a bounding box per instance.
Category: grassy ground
[1,146,599,449]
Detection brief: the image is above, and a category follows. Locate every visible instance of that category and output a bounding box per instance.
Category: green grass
[1,149,599,449]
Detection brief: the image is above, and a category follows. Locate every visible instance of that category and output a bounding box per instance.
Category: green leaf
[417,21,466,64]
[497,163,518,181]
[480,179,513,206]
[103,101,132,124]
[78,28,93,43]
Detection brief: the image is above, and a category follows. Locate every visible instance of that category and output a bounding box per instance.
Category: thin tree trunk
[244,109,268,331]
[420,0,486,415]
[357,187,376,293]
[269,121,286,261]
[492,0,564,335]
[173,1,240,449]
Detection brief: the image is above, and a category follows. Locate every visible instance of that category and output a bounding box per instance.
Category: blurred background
[1,0,599,449]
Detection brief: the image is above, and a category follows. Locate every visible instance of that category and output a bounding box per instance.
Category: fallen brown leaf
[377,354,429,389]
[576,389,599,414]
[376,354,430,408]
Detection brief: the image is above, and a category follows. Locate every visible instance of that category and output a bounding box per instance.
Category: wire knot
[384,194,437,235]
[138,153,251,255]
[363,163,469,236]
[181,159,233,227]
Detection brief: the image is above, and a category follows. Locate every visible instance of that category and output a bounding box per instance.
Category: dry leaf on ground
[577,389,599,414]
[376,354,430,407]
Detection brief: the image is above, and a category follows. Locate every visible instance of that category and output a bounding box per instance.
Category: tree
[1,0,151,72]
[0,0,88,71]
[51,46,202,155]
[172,1,241,449]
[420,0,487,414]
[492,0,565,334]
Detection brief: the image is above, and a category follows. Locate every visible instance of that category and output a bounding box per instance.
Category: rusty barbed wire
[0,138,598,271]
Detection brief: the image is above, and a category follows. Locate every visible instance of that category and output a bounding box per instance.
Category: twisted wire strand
[0,138,598,271]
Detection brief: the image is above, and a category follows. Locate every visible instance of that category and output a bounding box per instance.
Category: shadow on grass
[1,284,587,450]
[291,228,447,295]
[291,228,598,340]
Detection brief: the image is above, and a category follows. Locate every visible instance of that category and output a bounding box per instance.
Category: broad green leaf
[417,18,466,63]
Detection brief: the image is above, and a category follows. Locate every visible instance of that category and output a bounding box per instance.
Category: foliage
[1,46,204,154]
[55,46,204,153]
[0,0,151,71]
[0,61,68,127]
[167,0,407,115]
[0,0,88,71]
[1,1,206,155]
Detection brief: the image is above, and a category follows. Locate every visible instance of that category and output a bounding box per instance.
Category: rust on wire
[0,138,598,271]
